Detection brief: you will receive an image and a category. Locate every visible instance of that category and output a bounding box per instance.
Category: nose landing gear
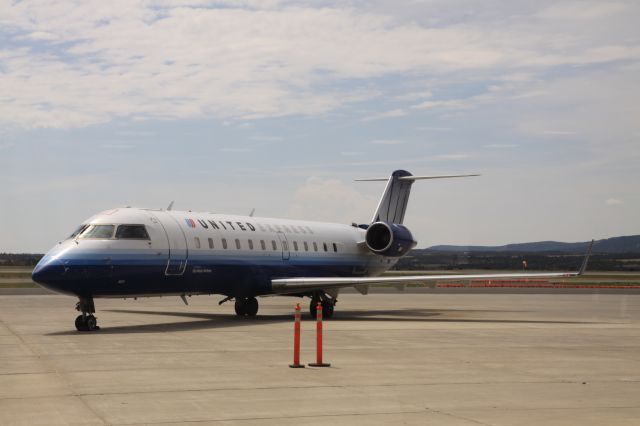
[75,296,99,331]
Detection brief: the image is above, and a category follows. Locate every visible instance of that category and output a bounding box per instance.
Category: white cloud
[394,90,433,101]
[538,2,627,20]
[287,177,374,223]
[606,198,624,205]
[362,109,406,121]
[2,1,638,129]
[412,93,495,111]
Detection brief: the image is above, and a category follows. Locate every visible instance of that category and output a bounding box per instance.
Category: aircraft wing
[271,271,576,294]
[271,241,594,295]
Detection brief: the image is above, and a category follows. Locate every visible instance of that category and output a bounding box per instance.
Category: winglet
[578,239,595,275]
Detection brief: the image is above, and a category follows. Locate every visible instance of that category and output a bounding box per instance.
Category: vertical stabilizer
[370,170,415,224]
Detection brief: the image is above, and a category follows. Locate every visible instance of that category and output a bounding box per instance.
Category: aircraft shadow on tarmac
[47,307,593,335]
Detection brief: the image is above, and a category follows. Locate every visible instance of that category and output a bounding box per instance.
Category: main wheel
[309,299,320,319]
[244,297,259,317]
[322,301,334,319]
[75,315,87,331]
[234,299,246,316]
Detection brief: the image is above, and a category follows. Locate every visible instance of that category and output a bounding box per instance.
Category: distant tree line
[0,253,43,267]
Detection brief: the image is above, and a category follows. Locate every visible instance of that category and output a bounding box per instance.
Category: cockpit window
[69,224,89,239]
[78,225,115,239]
[116,225,150,240]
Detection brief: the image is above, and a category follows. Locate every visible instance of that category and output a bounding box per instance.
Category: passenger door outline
[277,232,290,261]
[150,211,188,276]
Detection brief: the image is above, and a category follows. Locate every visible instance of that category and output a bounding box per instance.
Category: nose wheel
[75,314,99,331]
[75,296,99,331]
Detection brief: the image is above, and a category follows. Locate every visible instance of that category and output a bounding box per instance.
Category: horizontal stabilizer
[359,170,480,224]
[355,174,479,182]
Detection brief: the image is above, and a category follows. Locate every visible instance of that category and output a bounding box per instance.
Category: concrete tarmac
[1,291,639,425]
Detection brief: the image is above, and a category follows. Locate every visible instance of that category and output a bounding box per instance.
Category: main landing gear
[234,297,259,317]
[75,296,99,331]
[309,293,336,319]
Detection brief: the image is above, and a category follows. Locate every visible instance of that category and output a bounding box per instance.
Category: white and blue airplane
[32,170,591,331]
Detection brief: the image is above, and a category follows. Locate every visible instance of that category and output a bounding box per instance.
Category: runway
[1,291,639,425]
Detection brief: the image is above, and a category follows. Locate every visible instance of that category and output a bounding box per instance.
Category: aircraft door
[150,211,188,275]
[277,232,290,261]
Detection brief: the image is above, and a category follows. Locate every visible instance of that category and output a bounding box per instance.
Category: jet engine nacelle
[365,221,417,257]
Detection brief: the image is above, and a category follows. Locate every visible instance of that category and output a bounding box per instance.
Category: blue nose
[32,257,66,285]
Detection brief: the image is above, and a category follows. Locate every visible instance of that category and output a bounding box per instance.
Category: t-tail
[356,170,480,225]
[355,170,479,257]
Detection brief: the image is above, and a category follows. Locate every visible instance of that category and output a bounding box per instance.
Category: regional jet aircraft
[32,170,592,331]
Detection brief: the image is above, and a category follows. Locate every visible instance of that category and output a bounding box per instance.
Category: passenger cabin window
[235,239,241,249]
[260,240,266,250]
[333,243,338,252]
[195,237,201,249]
[208,238,214,249]
[282,241,289,251]
[79,225,115,239]
[293,241,299,251]
[323,242,328,252]
[248,240,254,250]
[313,242,318,252]
[304,241,309,251]
[116,225,150,240]
[222,238,228,249]
[271,240,277,250]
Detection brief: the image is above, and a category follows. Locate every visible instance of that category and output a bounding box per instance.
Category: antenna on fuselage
[167,201,174,211]
[249,208,255,217]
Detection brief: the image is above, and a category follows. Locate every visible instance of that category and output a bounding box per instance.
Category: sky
[0,0,639,253]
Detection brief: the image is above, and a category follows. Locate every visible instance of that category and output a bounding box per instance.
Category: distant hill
[428,235,640,254]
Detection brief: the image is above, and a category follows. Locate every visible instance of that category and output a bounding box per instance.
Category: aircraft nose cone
[32,257,66,285]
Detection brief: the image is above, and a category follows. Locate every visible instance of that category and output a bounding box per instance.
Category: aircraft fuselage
[32,207,398,299]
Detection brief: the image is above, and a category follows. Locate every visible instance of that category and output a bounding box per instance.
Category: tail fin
[356,170,480,224]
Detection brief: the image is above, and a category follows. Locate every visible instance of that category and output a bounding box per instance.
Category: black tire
[75,315,87,331]
[234,299,246,316]
[309,299,320,319]
[245,297,259,317]
[322,301,334,319]
[85,315,98,331]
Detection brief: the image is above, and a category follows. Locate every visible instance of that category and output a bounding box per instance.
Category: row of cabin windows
[194,237,338,253]
[255,223,314,235]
